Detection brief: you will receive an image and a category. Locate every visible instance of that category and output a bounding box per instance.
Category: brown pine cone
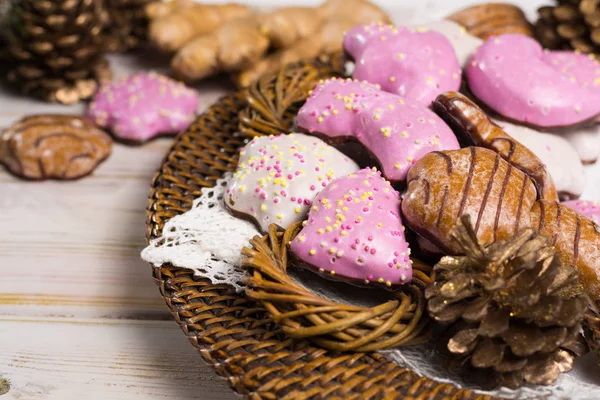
[3,0,110,104]
[536,0,600,54]
[0,115,112,180]
[426,215,588,389]
[104,0,151,52]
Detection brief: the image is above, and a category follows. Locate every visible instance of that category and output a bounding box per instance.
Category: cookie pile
[224,18,600,386]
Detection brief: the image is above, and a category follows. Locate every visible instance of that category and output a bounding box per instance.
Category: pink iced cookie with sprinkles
[290,168,413,287]
[466,34,600,130]
[344,23,461,107]
[562,200,600,224]
[88,72,199,144]
[224,133,359,233]
[297,78,459,183]
[542,50,600,89]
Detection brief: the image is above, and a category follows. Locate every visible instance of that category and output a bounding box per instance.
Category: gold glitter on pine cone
[583,308,600,366]
[3,0,110,104]
[536,0,600,54]
[426,215,589,389]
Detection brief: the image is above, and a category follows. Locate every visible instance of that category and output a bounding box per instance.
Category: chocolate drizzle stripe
[436,186,449,227]
[514,172,529,233]
[476,152,501,234]
[423,179,430,205]
[538,200,546,233]
[494,163,512,242]
[457,147,476,219]
[490,137,516,162]
[574,213,581,264]
[553,204,562,246]
[34,132,84,148]
[432,151,453,175]
[68,153,93,163]
[38,158,46,178]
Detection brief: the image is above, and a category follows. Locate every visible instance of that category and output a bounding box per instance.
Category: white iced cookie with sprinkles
[224,133,360,232]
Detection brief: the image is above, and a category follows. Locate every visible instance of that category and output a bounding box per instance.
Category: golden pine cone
[426,215,588,389]
[104,0,151,52]
[3,0,110,104]
[536,0,600,54]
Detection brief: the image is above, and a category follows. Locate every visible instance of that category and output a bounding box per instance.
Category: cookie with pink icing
[88,72,199,144]
[492,118,586,199]
[297,78,459,184]
[344,23,461,106]
[542,50,600,89]
[562,200,600,224]
[466,34,600,130]
[224,133,359,233]
[290,168,413,287]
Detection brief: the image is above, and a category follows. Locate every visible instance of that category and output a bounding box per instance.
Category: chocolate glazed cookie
[0,115,112,180]
[403,91,600,308]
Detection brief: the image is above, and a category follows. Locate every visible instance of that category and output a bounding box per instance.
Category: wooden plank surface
[0,317,235,400]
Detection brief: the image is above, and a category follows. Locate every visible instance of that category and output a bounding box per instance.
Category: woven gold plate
[145,55,494,399]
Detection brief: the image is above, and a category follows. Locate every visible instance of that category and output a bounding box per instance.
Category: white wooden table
[1,1,588,399]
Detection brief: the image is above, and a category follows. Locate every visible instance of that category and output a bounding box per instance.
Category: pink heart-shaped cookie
[297,78,459,184]
[290,167,412,287]
[88,72,199,144]
[344,23,461,107]
[466,34,600,130]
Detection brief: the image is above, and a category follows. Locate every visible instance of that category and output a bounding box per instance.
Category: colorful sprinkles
[224,133,359,232]
[290,168,413,287]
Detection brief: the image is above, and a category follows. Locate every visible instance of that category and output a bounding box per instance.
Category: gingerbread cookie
[290,168,412,287]
[492,119,585,199]
[466,34,600,130]
[0,115,112,180]
[562,200,600,224]
[433,92,558,201]
[344,23,461,106]
[402,147,537,254]
[88,72,199,144]
[416,19,482,67]
[297,78,459,184]
[532,200,600,308]
[224,133,359,232]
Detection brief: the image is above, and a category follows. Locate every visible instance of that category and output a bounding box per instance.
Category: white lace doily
[141,173,258,292]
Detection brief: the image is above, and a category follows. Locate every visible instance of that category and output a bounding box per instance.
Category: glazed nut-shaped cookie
[0,115,112,180]
[532,200,600,308]
[402,147,537,254]
[433,91,558,201]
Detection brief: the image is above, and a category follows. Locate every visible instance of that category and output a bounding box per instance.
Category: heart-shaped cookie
[344,23,461,106]
[415,19,482,67]
[224,133,359,232]
[297,78,459,184]
[466,34,600,130]
[290,167,412,287]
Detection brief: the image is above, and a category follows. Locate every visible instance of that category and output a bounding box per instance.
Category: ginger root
[260,7,325,49]
[148,2,253,52]
[171,17,269,81]
[235,0,391,87]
